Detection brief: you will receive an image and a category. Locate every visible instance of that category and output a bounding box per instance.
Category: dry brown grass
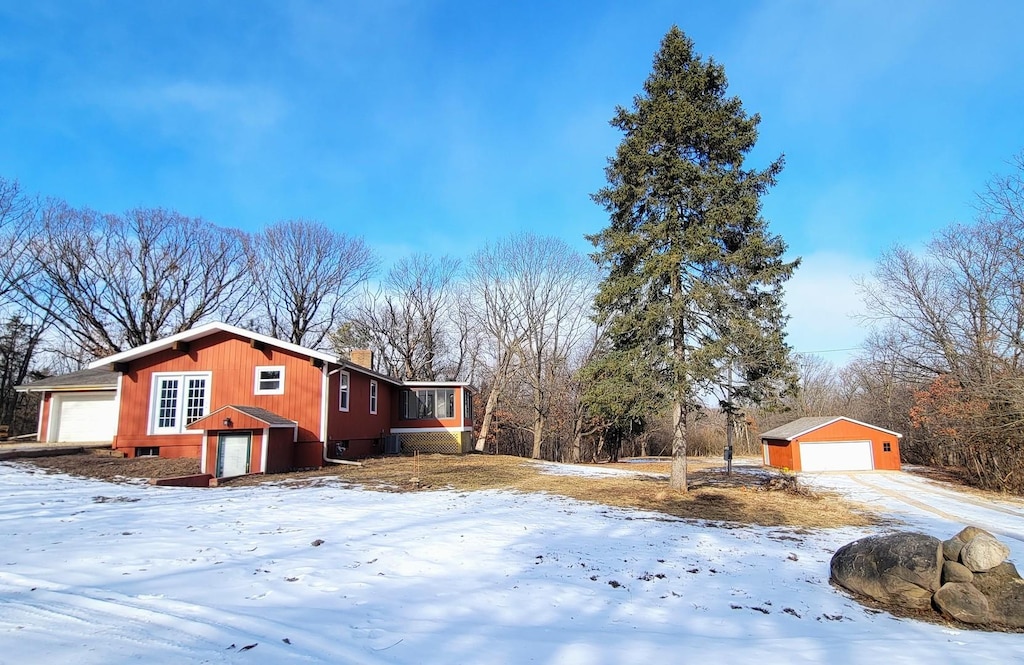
[18,451,876,528]
[227,454,877,528]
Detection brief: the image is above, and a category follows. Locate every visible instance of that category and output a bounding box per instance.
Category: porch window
[255,365,285,395]
[463,390,473,419]
[339,371,350,412]
[151,372,211,434]
[400,388,454,420]
[370,380,378,415]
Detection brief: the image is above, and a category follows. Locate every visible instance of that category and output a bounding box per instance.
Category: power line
[794,347,862,355]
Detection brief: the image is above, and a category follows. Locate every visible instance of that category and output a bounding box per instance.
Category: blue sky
[2,1,1023,363]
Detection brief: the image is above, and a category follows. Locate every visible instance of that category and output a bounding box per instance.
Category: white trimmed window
[254,365,285,395]
[339,371,350,412]
[399,388,454,420]
[151,372,211,434]
[369,380,378,415]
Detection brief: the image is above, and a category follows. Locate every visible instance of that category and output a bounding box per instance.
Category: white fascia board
[88,321,338,369]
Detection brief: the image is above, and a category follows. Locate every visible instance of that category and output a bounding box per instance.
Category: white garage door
[52,393,117,442]
[799,440,873,472]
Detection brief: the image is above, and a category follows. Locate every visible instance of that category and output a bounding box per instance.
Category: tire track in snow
[846,474,1024,543]
[0,572,374,663]
[880,473,1024,520]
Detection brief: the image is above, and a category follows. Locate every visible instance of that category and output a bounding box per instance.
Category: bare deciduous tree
[251,219,377,349]
[856,151,1024,491]
[24,203,254,357]
[342,254,471,380]
[0,177,34,301]
[469,233,596,458]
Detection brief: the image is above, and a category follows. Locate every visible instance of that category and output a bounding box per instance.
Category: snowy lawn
[1,462,1022,664]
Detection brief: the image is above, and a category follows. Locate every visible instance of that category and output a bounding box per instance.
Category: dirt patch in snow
[18,452,199,481]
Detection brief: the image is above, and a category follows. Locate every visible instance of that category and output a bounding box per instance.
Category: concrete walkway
[0,441,111,460]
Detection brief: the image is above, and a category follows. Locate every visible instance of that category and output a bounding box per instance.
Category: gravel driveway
[800,469,1024,559]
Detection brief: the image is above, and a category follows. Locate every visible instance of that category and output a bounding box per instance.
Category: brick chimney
[350,349,374,370]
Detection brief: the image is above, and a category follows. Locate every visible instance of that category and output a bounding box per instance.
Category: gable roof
[87,321,339,369]
[760,416,903,441]
[15,367,118,391]
[189,404,298,430]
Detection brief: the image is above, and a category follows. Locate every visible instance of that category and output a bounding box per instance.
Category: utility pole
[725,365,734,475]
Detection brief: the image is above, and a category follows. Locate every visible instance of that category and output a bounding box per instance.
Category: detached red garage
[760,416,902,472]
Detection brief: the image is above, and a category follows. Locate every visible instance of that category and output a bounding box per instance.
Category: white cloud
[96,79,287,160]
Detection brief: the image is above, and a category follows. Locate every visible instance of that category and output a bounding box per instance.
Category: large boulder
[941,560,974,584]
[972,561,1022,591]
[942,537,966,562]
[933,582,991,624]
[960,533,1011,572]
[955,526,993,542]
[973,562,1024,628]
[830,532,943,610]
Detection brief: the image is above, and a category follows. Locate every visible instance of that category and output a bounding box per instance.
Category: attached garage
[50,392,118,442]
[760,416,901,472]
[15,367,119,443]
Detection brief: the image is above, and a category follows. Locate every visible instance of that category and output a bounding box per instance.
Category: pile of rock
[830,527,1024,628]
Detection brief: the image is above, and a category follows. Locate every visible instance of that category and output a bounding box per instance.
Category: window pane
[339,372,349,409]
[418,391,433,418]
[157,379,179,429]
[185,378,206,424]
[259,369,281,391]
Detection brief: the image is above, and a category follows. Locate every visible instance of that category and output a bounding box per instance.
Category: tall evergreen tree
[588,26,798,491]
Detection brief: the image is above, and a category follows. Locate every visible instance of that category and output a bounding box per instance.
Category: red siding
[325,370,393,444]
[39,393,52,441]
[265,428,294,474]
[293,441,324,469]
[764,439,795,469]
[114,331,324,458]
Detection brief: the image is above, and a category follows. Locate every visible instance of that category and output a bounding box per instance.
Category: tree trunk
[668,400,687,490]
[668,252,688,491]
[531,382,544,459]
[474,385,501,452]
[531,414,544,459]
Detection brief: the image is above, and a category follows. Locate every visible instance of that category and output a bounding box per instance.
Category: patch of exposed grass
[229,454,877,528]
[20,451,876,528]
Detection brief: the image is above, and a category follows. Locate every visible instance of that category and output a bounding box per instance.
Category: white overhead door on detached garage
[798,440,873,472]
[51,392,116,442]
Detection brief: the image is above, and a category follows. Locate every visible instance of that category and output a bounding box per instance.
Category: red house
[760,416,902,472]
[19,322,474,478]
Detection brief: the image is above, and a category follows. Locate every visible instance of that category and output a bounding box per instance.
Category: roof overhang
[87,322,338,370]
[187,405,298,431]
[338,360,404,386]
[15,384,117,393]
[764,416,903,441]
[401,381,478,392]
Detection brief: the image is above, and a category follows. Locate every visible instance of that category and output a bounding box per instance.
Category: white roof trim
[401,381,474,388]
[87,322,338,369]
[338,360,403,386]
[16,384,118,393]
[780,416,903,440]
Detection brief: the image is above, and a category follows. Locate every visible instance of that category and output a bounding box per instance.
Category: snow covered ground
[1,462,1022,664]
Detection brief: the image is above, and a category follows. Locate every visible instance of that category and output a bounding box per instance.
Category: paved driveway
[800,469,1024,560]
